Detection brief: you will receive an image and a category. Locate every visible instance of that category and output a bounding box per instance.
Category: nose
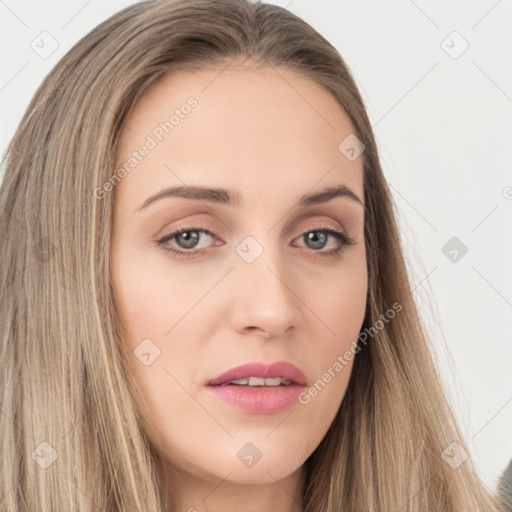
[229,247,301,339]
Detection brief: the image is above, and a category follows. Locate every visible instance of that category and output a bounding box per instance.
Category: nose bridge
[229,232,300,336]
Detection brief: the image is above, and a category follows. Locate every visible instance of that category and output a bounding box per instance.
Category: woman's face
[110,63,367,498]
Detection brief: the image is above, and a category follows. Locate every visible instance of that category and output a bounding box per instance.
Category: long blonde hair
[0,0,502,510]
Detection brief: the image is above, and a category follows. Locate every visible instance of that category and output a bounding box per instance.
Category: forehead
[115,63,364,208]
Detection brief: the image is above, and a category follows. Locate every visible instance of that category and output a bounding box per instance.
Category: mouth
[216,376,294,387]
[206,361,307,414]
[207,360,307,387]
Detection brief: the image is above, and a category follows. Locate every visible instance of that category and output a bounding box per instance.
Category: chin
[219,437,310,484]
[214,459,304,486]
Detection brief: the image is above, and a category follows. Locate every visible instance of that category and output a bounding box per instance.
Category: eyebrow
[136,183,364,211]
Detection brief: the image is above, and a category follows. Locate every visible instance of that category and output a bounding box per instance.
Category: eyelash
[155,224,355,260]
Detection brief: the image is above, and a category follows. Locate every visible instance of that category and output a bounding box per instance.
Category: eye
[155,224,355,258]
[293,226,355,259]
[155,226,216,256]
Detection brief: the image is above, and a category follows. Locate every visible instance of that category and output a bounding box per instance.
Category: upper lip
[208,361,307,386]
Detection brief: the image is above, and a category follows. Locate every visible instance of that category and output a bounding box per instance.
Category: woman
[0,0,503,510]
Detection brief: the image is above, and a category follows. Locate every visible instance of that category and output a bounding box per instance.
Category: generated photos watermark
[298,301,403,405]
[94,96,198,200]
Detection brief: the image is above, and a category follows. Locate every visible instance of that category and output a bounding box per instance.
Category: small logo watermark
[237,442,263,468]
[236,236,264,263]
[31,31,59,59]
[134,338,161,366]
[338,134,365,161]
[32,441,58,468]
[441,236,468,263]
[442,441,468,468]
[440,31,469,59]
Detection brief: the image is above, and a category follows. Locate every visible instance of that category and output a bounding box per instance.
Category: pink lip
[206,361,307,414]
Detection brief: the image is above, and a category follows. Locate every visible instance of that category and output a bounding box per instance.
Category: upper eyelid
[159,212,350,236]
[157,223,350,248]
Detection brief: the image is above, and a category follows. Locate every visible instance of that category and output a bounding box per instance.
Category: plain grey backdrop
[1,0,511,492]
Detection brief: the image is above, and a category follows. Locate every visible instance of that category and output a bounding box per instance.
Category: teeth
[225,377,292,386]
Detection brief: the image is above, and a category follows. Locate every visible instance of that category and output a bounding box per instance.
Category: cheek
[110,250,210,409]
[308,254,368,348]
[112,264,207,402]
[289,257,367,435]
[111,251,208,344]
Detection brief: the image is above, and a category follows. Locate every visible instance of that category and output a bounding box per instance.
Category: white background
[1,0,511,493]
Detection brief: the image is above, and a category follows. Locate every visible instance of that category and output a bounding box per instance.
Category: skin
[110,60,367,512]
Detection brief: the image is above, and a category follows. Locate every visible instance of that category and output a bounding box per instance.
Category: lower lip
[207,384,305,414]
